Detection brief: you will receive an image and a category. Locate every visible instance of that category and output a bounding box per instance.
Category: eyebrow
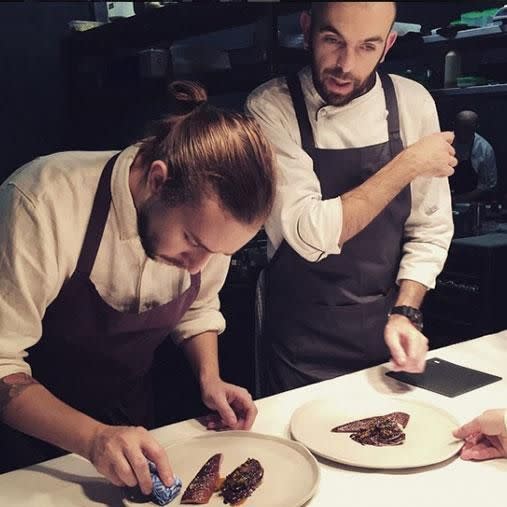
[319,25,384,44]
[191,233,236,257]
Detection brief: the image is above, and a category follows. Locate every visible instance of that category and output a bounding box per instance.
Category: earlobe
[148,160,169,195]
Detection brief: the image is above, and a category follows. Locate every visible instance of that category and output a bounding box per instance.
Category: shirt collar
[110,144,141,241]
[298,65,382,114]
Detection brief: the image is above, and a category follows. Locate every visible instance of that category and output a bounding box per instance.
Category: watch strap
[389,305,424,331]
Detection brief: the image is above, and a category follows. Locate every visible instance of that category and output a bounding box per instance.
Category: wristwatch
[389,305,424,331]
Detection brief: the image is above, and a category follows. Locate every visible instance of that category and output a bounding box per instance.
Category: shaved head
[312,2,397,28]
[456,110,479,129]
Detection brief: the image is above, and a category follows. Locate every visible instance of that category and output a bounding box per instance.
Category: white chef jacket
[0,146,229,378]
[246,66,453,289]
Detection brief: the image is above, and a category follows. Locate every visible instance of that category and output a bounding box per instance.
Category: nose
[186,250,212,274]
[336,46,355,74]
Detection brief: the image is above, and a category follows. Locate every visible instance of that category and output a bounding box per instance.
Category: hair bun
[168,80,208,115]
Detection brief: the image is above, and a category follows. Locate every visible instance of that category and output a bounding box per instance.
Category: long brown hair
[138,81,275,224]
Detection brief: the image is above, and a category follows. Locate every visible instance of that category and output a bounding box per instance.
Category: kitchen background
[1,1,507,414]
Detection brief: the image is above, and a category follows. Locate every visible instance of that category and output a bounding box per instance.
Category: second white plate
[290,397,463,469]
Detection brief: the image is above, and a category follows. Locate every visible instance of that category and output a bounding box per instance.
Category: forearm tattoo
[0,373,40,419]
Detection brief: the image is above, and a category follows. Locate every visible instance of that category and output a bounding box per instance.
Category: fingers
[385,331,407,369]
[385,317,428,373]
[454,410,507,440]
[111,456,138,489]
[441,131,455,144]
[106,465,127,488]
[89,425,175,495]
[241,401,258,430]
[401,332,427,372]
[124,448,153,496]
[143,441,174,487]
[203,383,257,431]
[453,419,483,439]
[460,441,503,461]
[214,394,239,429]
[230,395,258,430]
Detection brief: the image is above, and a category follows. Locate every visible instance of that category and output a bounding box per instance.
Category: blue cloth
[148,461,182,505]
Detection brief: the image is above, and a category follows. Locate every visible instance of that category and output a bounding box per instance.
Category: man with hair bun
[0,81,275,492]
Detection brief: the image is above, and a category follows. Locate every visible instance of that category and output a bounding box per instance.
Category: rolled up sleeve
[0,184,60,379]
[397,95,453,289]
[398,176,453,289]
[246,88,343,262]
[171,254,230,345]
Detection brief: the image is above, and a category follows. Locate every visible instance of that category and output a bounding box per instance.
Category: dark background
[1,1,506,415]
[1,1,505,184]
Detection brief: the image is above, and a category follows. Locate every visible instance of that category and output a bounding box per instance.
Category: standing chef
[246,2,456,394]
[0,81,275,492]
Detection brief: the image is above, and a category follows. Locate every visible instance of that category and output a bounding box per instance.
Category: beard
[310,47,384,107]
[316,68,377,107]
[137,200,188,269]
[137,202,159,260]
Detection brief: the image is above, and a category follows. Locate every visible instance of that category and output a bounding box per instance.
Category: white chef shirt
[0,146,229,379]
[246,66,453,289]
[455,133,497,192]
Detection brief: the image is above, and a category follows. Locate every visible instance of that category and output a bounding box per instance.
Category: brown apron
[263,73,411,395]
[0,154,200,473]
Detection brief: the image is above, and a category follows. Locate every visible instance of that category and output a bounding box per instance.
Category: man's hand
[384,314,428,373]
[200,378,257,431]
[453,409,507,461]
[401,131,457,178]
[87,425,174,495]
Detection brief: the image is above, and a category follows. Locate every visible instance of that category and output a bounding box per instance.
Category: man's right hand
[402,131,457,178]
[87,424,174,495]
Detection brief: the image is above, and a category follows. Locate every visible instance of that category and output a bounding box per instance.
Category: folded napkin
[148,461,182,505]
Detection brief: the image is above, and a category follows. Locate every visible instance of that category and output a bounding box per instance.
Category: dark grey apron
[0,154,201,473]
[263,73,411,394]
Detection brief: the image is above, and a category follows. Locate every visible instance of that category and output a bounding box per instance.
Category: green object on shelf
[460,8,500,27]
[461,11,484,27]
[457,75,488,87]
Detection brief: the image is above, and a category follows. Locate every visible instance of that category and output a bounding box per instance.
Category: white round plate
[128,431,320,506]
[290,397,463,469]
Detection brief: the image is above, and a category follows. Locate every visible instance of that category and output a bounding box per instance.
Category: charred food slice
[219,458,264,505]
[332,412,410,447]
[181,453,222,504]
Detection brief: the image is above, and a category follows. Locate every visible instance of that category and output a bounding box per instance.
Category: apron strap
[286,74,316,158]
[189,272,201,293]
[76,153,119,276]
[379,73,404,157]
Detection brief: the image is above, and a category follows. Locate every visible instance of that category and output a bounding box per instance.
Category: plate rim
[162,430,321,506]
[290,396,464,470]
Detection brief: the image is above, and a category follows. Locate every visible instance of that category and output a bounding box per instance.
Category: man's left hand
[199,378,257,431]
[384,314,428,373]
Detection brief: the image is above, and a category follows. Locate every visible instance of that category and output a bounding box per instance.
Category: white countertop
[2,331,507,507]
